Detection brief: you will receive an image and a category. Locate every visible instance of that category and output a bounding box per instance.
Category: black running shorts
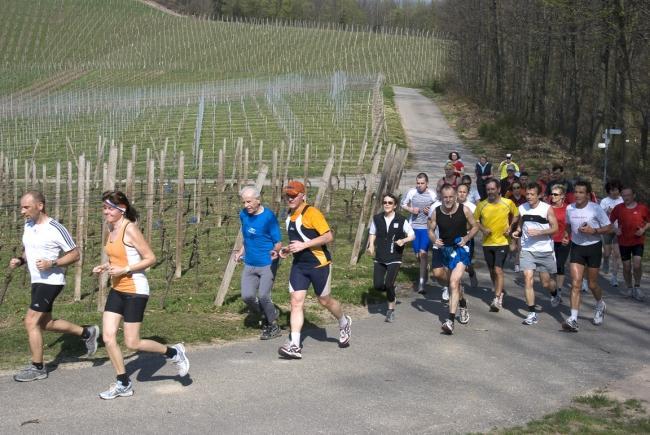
[104,288,149,323]
[569,242,602,268]
[30,283,64,313]
[619,244,644,262]
[482,245,509,269]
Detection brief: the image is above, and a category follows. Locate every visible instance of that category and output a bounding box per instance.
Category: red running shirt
[551,204,569,243]
[609,203,650,246]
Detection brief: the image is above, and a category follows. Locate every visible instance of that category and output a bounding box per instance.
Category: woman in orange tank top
[92,191,190,400]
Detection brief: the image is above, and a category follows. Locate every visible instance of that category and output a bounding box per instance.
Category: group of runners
[7,150,648,398]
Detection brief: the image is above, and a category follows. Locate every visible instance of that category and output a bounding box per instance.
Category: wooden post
[54,161,61,221]
[216,148,224,227]
[303,143,310,185]
[73,155,85,301]
[243,147,249,186]
[214,164,268,306]
[125,160,134,200]
[67,161,73,227]
[145,158,155,244]
[271,146,278,209]
[196,148,203,223]
[349,153,381,265]
[158,147,166,217]
[12,159,18,223]
[337,138,346,179]
[314,157,335,208]
[175,152,184,278]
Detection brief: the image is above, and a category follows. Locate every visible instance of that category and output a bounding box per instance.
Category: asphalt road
[1,87,648,434]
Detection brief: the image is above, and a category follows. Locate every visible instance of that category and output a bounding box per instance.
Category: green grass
[488,394,650,434]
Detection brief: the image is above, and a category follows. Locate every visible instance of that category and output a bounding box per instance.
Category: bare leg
[622,260,632,288]
[523,270,535,306]
[448,265,466,314]
[569,263,585,311]
[25,310,83,363]
[494,267,505,297]
[289,291,306,337]
[318,294,343,320]
[633,256,643,286]
[102,311,126,375]
[123,322,167,354]
[587,267,603,301]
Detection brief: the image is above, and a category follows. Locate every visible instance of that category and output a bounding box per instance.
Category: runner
[448,151,465,176]
[500,165,520,196]
[475,155,492,200]
[460,174,482,204]
[429,184,479,334]
[599,180,623,287]
[278,181,351,359]
[548,184,570,306]
[427,198,450,301]
[561,181,611,332]
[9,191,98,382]
[497,153,520,179]
[536,168,551,201]
[94,191,189,399]
[512,183,559,325]
[367,193,415,322]
[436,162,461,194]
[545,164,574,203]
[609,186,649,301]
[234,186,283,340]
[475,179,520,312]
[401,173,437,293]
[457,183,479,288]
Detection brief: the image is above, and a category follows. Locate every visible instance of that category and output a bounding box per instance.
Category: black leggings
[554,243,570,275]
[373,262,401,303]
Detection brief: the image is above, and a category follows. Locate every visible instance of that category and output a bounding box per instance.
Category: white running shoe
[171,343,190,377]
[522,312,538,325]
[632,287,645,302]
[441,287,449,302]
[84,325,99,357]
[514,264,520,273]
[550,293,562,308]
[593,300,606,325]
[99,381,133,400]
[441,319,454,334]
[610,275,618,287]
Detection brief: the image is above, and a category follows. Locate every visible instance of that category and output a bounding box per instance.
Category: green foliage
[478,116,521,150]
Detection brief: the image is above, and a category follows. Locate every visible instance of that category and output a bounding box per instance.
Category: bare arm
[288,231,333,254]
[366,234,376,256]
[462,206,479,245]
[111,223,156,276]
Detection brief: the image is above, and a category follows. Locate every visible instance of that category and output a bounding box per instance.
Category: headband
[104,199,126,213]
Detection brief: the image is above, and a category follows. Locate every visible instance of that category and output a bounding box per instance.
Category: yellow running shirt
[474,198,519,246]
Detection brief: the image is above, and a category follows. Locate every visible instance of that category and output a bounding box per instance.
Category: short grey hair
[239,185,261,199]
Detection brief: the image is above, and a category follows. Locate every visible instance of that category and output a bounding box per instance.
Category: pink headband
[104,199,126,213]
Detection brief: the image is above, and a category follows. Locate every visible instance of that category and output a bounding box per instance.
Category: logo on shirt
[247,228,257,235]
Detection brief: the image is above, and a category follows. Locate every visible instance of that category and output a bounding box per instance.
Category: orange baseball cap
[284,180,305,196]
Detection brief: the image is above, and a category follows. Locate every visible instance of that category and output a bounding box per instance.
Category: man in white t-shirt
[599,180,623,286]
[512,183,559,326]
[9,191,99,382]
[562,181,612,332]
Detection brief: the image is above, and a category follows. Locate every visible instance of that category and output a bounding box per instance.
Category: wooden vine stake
[145,158,155,245]
[214,164,268,306]
[175,152,185,279]
[73,155,85,301]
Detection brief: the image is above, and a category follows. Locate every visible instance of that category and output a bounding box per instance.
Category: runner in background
[599,180,623,288]
[475,155,492,200]
[548,184,570,306]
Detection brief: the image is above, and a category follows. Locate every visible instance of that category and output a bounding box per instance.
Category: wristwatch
[52,259,58,267]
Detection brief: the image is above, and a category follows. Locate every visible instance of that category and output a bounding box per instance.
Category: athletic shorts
[431,247,444,269]
[554,243,570,275]
[482,245,509,269]
[619,244,644,262]
[30,283,64,313]
[442,245,471,270]
[104,288,149,323]
[520,250,557,274]
[468,239,475,259]
[601,233,617,245]
[289,264,331,297]
[412,228,431,253]
[570,242,602,268]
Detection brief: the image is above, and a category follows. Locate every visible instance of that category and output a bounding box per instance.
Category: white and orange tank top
[104,222,150,295]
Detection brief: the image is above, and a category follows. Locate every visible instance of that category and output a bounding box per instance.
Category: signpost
[598,128,622,186]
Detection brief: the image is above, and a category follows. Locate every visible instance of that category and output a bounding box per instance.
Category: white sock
[338,315,348,328]
[570,309,579,320]
[419,277,425,285]
[290,332,301,346]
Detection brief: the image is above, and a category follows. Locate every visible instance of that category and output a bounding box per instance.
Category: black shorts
[431,247,444,269]
[619,244,644,262]
[570,242,602,268]
[482,245,509,269]
[289,264,331,297]
[30,283,64,313]
[104,288,149,323]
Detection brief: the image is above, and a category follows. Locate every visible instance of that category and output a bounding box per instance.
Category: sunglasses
[550,193,562,196]
[285,194,299,200]
[383,201,395,205]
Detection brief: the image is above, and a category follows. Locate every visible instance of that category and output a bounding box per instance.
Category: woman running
[549,184,570,306]
[94,191,189,399]
[367,194,415,322]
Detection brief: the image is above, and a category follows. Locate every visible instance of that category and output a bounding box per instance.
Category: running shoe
[13,364,47,382]
[592,300,606,326]
[562,318,579,332]
[441,286,449,302]
[458,307,470,324]
[84,325,99,357]
[550,293,562,308]
[522,312,538,325]
[581,279,589,292]
[632,287,645,302]
[441,319,454,334]
[514,264,520,273]
[260,324,282,340]
[278,341,302,359]
[469,272,479,288]
[610,275,618,288]
[339,315,352,347]
[99,381,133,400]
[171,343,190,377]
[489,297,501,312]
[385,309,395,323]
[621,287,633,298]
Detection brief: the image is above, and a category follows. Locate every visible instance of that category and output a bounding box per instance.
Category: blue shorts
[431,247,444,269]
[412,228,431,253]
[441,245,471,270]
[289,264,331,297]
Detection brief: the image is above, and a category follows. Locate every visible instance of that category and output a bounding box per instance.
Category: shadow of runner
[125,352,193,387]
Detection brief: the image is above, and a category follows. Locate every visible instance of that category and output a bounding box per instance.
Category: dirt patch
[601,365,650,413]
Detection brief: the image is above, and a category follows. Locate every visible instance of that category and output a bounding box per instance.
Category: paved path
[1,88,649,434]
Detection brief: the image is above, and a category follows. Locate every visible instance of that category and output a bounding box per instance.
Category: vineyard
[0,0,448,364]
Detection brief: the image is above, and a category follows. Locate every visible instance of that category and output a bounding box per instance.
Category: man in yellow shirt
[475,179,520,311]
[497,153,520,179]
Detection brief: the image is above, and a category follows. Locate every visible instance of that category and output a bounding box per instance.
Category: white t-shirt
[369,215,414,237]
[600,196,623,228]
[22,217,77,285]
[519,201,553,252]
[401,187,437,229]
[468,188,481,204]
[566,202,610,246]
[460,200,476,214]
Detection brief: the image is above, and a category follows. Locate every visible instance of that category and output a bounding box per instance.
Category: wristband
[125,265,131,274]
